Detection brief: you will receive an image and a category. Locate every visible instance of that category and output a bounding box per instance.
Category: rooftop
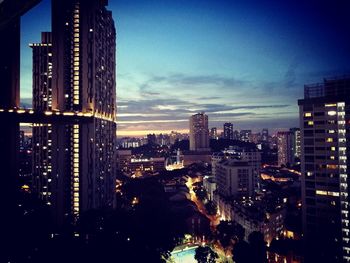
[304,75,350,99]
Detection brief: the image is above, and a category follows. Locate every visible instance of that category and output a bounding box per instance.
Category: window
[314,112,325,116]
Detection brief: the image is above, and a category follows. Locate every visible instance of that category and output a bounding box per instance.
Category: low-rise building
[203,176,216,201]
[214,194,285,244]
[129,157,165,175]
[116,149,132,173]
[216,159,255,198]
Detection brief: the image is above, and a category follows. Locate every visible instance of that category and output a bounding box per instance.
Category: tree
[205,201,217,215]
[216,221,245,251]
[194,188,208,201]
[248,231,267,263]
[232,240,251,263]
[195,246,218,263]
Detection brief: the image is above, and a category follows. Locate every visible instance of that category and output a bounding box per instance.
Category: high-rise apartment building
[30,0,117,225]
[210,127,218,140]
[223,122,234,140]
[147,133,157,144]
[290,127,301,159]
[240,129,251,142]
[189,112,210,151]
[241,149,262,191]
[277,131,293,167]
[298,76,350,262]
[261,128,269,142]
[233,130,240,140]
[30,32,54,205]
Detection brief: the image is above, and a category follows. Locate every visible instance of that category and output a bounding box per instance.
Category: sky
[20,0,350,137]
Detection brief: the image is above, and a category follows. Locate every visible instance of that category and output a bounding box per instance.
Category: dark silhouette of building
[240,129,251,142]
[261,128,269,142]
[210,127,218,139]
[0,0,42,203]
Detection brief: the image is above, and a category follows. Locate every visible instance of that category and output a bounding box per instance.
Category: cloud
[284,57,299,89]
[141,91,161,97]
[137,73,249,98]
[196,96,222,100]
[116,71,300,135]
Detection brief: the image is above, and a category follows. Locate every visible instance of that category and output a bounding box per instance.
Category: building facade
[223,122,234,140]
[261,128,269,142]
[31,32,54,205]
[241,149,262,191]
[129,157,165,175]
[210,127,218,140]
[290,127,301,160]
[215,159,255,198]
[240,130,251,142]
[31,0,117,225]
[277,131,293,167]
[298,76,350,262]
[189,112,210,152]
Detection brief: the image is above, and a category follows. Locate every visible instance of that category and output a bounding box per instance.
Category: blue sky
[20,0,350,136]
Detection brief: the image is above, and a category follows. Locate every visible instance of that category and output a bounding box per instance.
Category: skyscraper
[223,122,234,140]
[290,127,301,160]
[298,76,350,262]
[31,32,54,205]
[189,112,210,151]
[240,129,251,142]
[261,128,269,142]
[277,131,293,167]
[31,0,117,225]
[210,127,218,140]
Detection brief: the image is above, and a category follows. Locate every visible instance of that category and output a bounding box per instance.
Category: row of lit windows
[72,123,80,215]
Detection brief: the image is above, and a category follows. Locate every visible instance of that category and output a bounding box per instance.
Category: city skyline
[20,0,350,136]
[2,0,349,261]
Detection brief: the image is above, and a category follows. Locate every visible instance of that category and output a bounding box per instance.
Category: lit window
[316,190,327,196]
[326,138,334,142]
[304,112,312,117]
[327,164,338,169]
[305,172,313,177]
[328,111,337,116]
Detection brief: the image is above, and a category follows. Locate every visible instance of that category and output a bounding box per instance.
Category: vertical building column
[0,18,20,200]
[338,102,350,260]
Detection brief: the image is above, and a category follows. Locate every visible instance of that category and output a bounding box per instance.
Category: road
[185,177,220,231]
